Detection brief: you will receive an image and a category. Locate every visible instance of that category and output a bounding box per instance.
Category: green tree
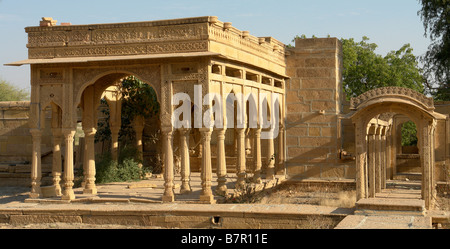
[341,37,424,99]
[401,121,418,146]
[119,76,160,146]
[95,76,160,145]
[0,78,29,101]
[94,76,160,180]
[120,76,160,121]
[418,0,450,100]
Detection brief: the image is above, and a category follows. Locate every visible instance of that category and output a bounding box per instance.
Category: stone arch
[245,91,258,129]
[74,68,161,111]
[38,101,63,130]
[348,87,446,209]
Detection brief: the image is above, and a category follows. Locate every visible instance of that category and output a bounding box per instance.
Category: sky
[0,0,431,92]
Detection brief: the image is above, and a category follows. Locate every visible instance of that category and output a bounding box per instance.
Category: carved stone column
[104,89,122,161]
[368,124,377,198]
[134,115,145,166]
[216,128,227,195]
[266,132,275,180]
[252,128,262,184]
[30,129,42,198]
[162,128,175,202]
[82,86,97,195]
[245,129,252,155]
[110,125,121,161]
[385,127,392,181]
[51,129,63,196]
[375,125,382,193]
[200,128,215,203]
[277,124,285,175]
[236,128,246,188]
[421,119,436,210]
[83,128,97,194]
[61,129,76,200]
[381,126,387,190]
[355,121,366,201]
[179,128,192,194]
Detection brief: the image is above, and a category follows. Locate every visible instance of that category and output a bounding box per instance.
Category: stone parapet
[24,16,286,76]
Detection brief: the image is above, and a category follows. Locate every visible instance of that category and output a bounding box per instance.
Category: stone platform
[0,173,353,229]
[335,215,432,229]
[335,180,449,229]
[0,176,447,229]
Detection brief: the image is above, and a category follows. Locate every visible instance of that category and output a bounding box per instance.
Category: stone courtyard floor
[0,173,448,229]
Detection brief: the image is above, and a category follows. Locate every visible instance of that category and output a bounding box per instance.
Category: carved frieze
[28,41,208,59]
[26,22,209,59]
[350,87,434,111]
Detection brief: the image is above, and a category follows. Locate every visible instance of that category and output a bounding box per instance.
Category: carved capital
[30,128,43,138]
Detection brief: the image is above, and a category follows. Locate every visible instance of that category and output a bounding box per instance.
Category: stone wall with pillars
[285,38,351,180]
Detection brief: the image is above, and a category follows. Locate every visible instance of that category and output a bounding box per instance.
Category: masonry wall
[0,102,52,163]
[434,101,450,182]
[285,38,354,180]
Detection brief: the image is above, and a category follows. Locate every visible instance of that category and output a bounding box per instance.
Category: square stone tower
[285,38,349,180]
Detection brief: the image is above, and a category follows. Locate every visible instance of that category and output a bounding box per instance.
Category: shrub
[116,158,142,182]
[95,152,145,184]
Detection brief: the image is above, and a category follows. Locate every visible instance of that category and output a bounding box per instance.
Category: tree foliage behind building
[341,36,425,99]
[0,78,29,101]
[418,0,450,100]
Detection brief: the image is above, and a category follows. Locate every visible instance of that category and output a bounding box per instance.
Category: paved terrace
[0,174,447,229]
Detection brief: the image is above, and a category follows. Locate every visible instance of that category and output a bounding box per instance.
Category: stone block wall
[434,101,450,182]
[285,38,354,180]
[0,102,52,163]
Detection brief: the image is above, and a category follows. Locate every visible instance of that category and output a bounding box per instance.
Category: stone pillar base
[61,190,75,200]
[265,170,275,180]
[180,187,192,195]
[200,195,216,204]
[54,185,62,196]
[162,195,174,203]
[253,175,262,184]
[83,188,97,195]
[215,185,228,196]
[29,192,41,198]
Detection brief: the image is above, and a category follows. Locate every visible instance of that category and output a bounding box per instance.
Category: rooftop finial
[40,17,57,27]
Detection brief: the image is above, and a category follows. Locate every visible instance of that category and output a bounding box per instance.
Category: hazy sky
[0,0,430,91]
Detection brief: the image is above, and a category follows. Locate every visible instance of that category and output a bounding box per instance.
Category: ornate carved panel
[40,84,63,110]
[26,22,209,59]
[39,68,65,83]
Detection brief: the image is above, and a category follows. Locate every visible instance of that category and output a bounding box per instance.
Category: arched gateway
[6,17,287,203]
[347,87,447,209]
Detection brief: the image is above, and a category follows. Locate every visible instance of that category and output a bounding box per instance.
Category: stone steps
[393,172,422,181]
[336,183,434,229]
[335,215,432,229]
[0,163,53,174]
[355,197,426,216]
[0,163,53,187]
[0,173,53,187]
